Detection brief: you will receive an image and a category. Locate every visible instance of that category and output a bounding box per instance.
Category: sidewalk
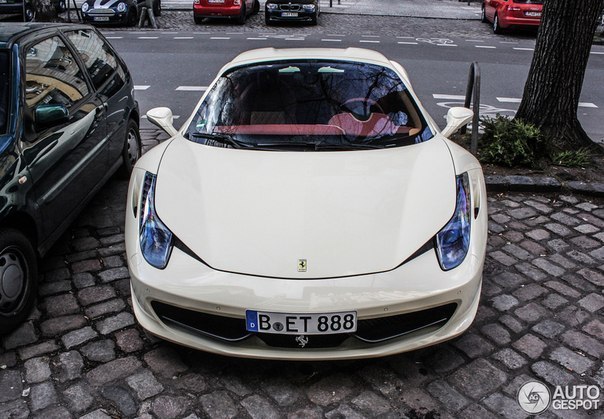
[163,0,482,19]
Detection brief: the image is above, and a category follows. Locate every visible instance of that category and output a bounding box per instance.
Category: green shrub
[479,115,543,167]
[552,148,591,167]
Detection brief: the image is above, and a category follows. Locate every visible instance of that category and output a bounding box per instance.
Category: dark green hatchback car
[0,23,140,333]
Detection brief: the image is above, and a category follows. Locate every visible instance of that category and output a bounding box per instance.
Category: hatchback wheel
[119,119,141,177]
[194,15,203,24]
[253,0,259,14]
[0,229,37,335]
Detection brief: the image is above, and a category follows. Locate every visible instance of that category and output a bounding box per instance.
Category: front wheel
[0,229,37,335]
[119,119,141,178]
[253,0,259,14]
[481,6,487,23]
[237,4,246,24]
[23,4,35,21]
[493,13,502,34]
[310,11,317,25]
[265,13,271,25]
[194,15,203,24]
[154,0,161,17]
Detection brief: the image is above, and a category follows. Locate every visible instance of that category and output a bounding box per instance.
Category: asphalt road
[103,13,604,144]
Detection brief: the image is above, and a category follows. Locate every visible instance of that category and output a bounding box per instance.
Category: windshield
[0,51,8,136]
[186,60,434,151]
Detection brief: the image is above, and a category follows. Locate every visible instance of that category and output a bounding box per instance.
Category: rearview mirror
[34,104,69,130]
[441,107,473,138]
[146,107,178,137]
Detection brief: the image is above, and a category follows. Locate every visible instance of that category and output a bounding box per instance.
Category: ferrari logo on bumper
[297,259,307,272]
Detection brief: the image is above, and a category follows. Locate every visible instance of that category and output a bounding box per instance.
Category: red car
[193,0,259,24]
[481,0,543,34]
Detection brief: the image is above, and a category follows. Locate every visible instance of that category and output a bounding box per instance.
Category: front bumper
[83,9,129,24]
[265,9,316,22]
[499,14,541,28]
[128,241,484,360]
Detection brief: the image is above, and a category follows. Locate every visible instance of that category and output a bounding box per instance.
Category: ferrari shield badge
[297,259,307,272]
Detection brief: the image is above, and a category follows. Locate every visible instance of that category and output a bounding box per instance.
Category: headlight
[81,2,89,12]
[266,4,278,10]
[117,2,127,12]
[435,173,471,271]
[303,4,315,11]
[139,172,173,269]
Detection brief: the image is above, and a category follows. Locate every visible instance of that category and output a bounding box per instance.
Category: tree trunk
[515,0,603,153]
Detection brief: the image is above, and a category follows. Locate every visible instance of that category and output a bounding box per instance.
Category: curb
[486,175,604,197]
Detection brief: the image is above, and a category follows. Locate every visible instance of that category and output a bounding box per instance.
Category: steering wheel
[340,98,384,120]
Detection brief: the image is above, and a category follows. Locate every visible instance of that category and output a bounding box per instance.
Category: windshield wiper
[256,140,384,151]
[189,132,250,149]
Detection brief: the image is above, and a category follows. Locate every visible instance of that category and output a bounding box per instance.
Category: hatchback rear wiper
[189,132,251,149]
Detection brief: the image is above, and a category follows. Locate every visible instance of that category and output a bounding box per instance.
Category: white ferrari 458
[125,48,488,360]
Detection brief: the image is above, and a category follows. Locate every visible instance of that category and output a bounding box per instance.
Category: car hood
[85,0,122,8]
[155,137,456,278]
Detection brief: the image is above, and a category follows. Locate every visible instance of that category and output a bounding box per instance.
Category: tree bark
[515,0,603,153]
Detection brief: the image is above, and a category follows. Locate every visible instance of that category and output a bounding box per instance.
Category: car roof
[0,23,93,47]
[227,48,394,69]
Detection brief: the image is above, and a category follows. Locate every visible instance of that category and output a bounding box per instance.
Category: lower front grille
[280,4,301,11]
[151,301,458,348]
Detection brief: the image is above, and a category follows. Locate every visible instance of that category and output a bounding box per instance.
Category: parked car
[265,0,319,25]
[481,0,543,33]
[193,0,259,25]
[0,23,141,334]
[0,0,69,22]
[82,0,161,26]
[126,47,488,360]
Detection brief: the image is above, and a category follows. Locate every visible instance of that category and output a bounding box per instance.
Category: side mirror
[34,104,69,130]
[441,107,473,138]
[146,107,178,137]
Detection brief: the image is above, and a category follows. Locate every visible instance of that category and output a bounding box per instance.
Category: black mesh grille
[151,301,457,347]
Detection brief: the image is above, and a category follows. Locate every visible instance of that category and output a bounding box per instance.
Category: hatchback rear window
[0,51,8,135]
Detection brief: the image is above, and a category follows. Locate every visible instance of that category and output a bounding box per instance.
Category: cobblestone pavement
[1,129,603,418]
[98,11,532,42]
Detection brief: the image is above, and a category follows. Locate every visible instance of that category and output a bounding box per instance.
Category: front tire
[310,11,317,25]
[127,9,137,26]
[154,0,161,17]
[0,229,37,335]
[119,119,141,178]
[194,15,203,24]
[23,4,35,21]
[265,13,271,25]
[493,13,502,34]
[237,4,246,24]
[481,6,487,23]
[253,0,259,14]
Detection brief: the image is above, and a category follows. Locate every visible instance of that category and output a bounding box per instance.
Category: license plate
[525,11,541,17]
[246,310,357,335]
[281,12,298,17]
[208,0,224,3]
[94,16,110,21]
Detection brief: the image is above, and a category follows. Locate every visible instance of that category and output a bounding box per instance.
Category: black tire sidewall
[0,229,37,335]
[119,119,141,178]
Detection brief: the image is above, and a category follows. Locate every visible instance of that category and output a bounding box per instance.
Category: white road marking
[499,41,518,44]
[210,37,231,40]
[105,36,123,39]
[361,35,380,38]
[226,32,243,35]
[359,40,380,44]
[475,45,496,49]
[327,34,345,37]
[193,32,211,35]
[433,94,466,100]
[247,37,267,40]
[321,39,342,42]
[397,41,418,45]
[396,36,414,39]
[138,36,158,39]
[591,51,604,55]
[176,86,208,91]
[513,47,534,51]
[174,36,194,39]
[134,85,150,90]
[497,97,598,108]
[466,39,485,43]
[438,44,458,47]
[285,38,305,41]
